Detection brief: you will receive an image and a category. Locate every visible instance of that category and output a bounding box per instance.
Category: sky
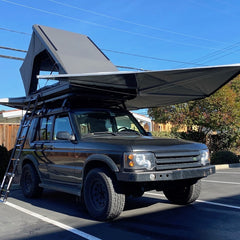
[1,0,240,112]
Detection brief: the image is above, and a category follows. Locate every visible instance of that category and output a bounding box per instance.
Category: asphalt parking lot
[1,167,240,240]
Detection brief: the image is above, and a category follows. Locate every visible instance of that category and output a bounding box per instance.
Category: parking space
[200,168,240,206]
[1,167,240,240]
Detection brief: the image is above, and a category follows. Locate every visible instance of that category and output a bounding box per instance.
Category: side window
[53,115,73,140]
[40,118,47,140]
[35,116,54,141]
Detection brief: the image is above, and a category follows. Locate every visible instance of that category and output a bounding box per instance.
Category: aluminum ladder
[0,96,40,202]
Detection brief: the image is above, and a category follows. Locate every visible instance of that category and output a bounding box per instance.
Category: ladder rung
[11,158,20,162]
[6,173,15,177]
[1,188,10,193]
[16,144,23,147]
[17,136,26,140]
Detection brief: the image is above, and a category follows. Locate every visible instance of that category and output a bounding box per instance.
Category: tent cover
[1,24,240,109]
[20,24,118,96]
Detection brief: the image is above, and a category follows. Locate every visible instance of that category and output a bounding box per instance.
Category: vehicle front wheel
[83,168,125,221]
[20,163,43,198]
[163,179,201,205]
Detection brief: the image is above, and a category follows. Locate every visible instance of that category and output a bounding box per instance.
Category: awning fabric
[37,64,240,109]
[2,64,240,110]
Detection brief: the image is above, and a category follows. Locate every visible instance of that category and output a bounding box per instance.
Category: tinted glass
[53,116,72,140]
[35,116,54,141]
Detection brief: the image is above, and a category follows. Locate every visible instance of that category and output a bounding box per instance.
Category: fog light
[150,174,156,181]
[129,161,134,167]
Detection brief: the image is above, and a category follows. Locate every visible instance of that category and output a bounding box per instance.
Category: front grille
[155,151,201,171]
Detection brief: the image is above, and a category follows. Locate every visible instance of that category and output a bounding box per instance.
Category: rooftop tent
[2,24,240,109]
[20,24,118,96]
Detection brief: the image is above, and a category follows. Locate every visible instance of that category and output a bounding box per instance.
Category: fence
[0,123,20,150]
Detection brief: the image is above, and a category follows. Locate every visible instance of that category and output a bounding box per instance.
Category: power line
[177,41,240,67]
[0,27,31,36]
[47,0,226,45]
[197,41,240,64]
[195,42,240,63]
[0,46,27,53]
[103,49,206,66]
[0,54,24,61]
[0,0,219,50]
[0,43,207,67]
[1,23,237,67]
[200,47,240,64]
[0,48,147,70]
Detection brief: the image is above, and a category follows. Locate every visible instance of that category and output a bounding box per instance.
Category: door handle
[34,143,43,149]
[42,145,53,150]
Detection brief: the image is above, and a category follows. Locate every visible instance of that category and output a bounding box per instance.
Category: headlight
[124,152,155,170]
[200,149,210,166]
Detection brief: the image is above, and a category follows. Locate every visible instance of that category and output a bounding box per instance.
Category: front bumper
[117,165,215,182]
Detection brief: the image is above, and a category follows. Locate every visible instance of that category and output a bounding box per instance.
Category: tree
[149,76,240,151]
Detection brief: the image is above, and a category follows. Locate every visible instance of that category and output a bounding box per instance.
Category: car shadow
[9,188,168,220]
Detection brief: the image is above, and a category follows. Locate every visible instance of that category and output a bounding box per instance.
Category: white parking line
[202,179,240,185]
[197,200,240,210]
[216,172,240,174]
[145,192,240,210]
[5,201,102,240]
[145,192,165,198]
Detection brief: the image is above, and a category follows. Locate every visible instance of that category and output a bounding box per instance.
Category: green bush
[175,130,206,143]
[151,131,175,138]
[207,131,239,153]
[0,145,10,181]
[211,151,239,165]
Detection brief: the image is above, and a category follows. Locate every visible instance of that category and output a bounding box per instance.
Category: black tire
[83,168,125,221]
[20,164,43,198]
[163,179,201,205]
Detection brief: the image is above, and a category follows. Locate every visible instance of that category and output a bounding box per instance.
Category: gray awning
[1,64,240,109]
[37,64,240,109]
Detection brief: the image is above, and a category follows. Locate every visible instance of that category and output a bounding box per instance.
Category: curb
[214,163,240,170]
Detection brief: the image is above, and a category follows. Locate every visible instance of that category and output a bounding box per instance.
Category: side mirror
[146,132,152,136]
[56,131,75,141]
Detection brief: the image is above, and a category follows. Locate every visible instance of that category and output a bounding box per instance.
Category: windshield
[73,109,146,137]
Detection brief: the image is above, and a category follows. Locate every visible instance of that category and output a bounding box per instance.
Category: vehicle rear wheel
[83,168,125,221]
[163,179,201,205]
[20,163,43,198]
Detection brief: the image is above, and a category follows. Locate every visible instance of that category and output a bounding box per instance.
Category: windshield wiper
[94,131,117,136]
[116,129,141,135]
[83,132,117,137]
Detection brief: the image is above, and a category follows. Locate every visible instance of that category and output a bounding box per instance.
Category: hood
[82,135,207,152]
